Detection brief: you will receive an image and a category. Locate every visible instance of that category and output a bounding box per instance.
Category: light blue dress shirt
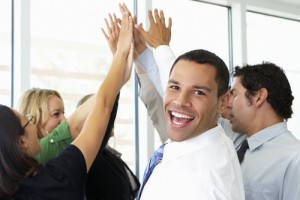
[241,122,300,200]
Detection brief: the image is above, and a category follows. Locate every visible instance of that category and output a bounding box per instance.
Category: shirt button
[50,139,54,143]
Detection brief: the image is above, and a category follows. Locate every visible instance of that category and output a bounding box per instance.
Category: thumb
[136,23,146,35]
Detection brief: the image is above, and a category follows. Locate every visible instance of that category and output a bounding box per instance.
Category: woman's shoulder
[15,145,86,199]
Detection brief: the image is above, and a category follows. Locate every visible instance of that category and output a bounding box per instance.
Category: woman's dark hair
[170,49,230,98]
[233,62,294,120]
[0,105,40,199]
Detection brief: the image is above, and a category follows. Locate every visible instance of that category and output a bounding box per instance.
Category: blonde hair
[17,88,63,138]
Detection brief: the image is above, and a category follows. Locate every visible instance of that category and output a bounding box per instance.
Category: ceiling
[246,0,300,20]
[270,0,300,6]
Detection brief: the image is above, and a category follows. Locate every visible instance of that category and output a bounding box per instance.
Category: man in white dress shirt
[103,5,244,200]
[136,8,300,200]
[138,48,245,200]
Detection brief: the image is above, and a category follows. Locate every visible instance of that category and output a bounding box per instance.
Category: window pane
[152,0,229,65]
[0,0,12,106]
[30,0,136,169]
[247,12,300,138]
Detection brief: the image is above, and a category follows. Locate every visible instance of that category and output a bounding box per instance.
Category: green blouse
[36,120,73,165]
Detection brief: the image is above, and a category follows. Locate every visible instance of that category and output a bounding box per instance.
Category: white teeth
[173,121,184,125]
[171,111,193,119]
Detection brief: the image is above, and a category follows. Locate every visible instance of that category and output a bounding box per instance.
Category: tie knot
[240,139,249,150]
[154,143,166,160]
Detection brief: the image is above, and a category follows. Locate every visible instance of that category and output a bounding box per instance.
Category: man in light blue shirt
[227,63,300,199]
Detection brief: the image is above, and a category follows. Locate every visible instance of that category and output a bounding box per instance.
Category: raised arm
[67,95,96,139]
[137,9,175,91]
[102,5,167,142]
[72,12,134,171]
[135,63,167,142]
[118,3,164,97]
[67,12,120,140]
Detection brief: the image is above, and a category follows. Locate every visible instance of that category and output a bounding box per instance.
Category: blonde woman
[18,88,66,139]
[18,87,96,165]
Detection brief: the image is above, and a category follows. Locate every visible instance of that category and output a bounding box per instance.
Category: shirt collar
[247,122,288,151]
[163,125,223,162]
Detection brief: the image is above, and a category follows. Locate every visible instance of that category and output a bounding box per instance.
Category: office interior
[0,0,299,178]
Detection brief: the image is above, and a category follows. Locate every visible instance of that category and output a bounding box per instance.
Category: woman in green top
[17,88,96,164]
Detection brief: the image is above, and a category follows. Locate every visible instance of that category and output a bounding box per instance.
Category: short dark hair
[76,93,119,149]
[233,62,294,120]
[170,49,229,98]
[76,93,94,108]
[0,105,40,199]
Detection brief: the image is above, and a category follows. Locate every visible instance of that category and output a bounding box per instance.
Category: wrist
[114,50,128,60]
[153,42,169,49]
[135,44,147,55]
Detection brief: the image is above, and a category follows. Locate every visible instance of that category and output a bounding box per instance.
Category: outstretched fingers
[167,17,172,30]
[121,13,134,84]
[148,9,156,25]
[101,13,120,54]
[119,3,131,16]
[101,18,111,40]
[112,13,120,33]
[117,12,133,55]
[124,41,134,82]
[159,10,166,25]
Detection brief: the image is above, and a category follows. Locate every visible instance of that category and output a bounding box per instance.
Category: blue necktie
[137,143,166,200]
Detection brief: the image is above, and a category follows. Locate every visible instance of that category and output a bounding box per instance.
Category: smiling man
[138,49,245,200]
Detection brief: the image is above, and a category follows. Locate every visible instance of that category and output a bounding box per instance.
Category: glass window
[0,0,12,106]
[247,12,300,138]
[30,0,136,169]
[152,0,230,65]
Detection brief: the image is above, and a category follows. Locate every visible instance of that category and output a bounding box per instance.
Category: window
[247,12,300,138]
[0,0,12,106]
[152,0,230,67]
[30,0,136,169]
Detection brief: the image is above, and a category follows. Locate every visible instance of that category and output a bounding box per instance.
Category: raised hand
[116,12,134,84]
[72,12,133,172]
[119,2,131,15]
[137,9,172,48]
[133,19,147,57]
[101,13,120,55]
[119,3,147,57]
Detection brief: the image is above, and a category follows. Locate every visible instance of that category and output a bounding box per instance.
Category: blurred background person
[77,94,140,200]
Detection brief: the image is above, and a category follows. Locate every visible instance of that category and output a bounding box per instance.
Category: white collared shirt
[140,125,245,200]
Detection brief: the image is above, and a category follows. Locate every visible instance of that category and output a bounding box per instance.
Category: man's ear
[218,91,229,114]
[18,135,29,150]
[254,88,268,107]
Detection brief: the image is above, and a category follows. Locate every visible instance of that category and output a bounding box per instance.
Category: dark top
[85,147,140,200]
[14,145,86,200]
[84,92,140,199]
